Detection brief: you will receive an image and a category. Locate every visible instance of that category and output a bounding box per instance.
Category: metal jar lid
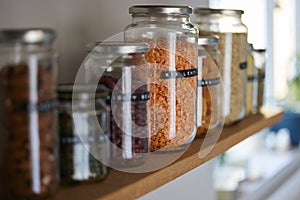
[129,5,193,15]
[86,41,149,54]
[57,84,108,101]
[194,8,244,16]
[198,36,219,46]
[0,28,56,45]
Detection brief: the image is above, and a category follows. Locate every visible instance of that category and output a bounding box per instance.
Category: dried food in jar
[200,32,247,125]
[197,56,221,136]
[134,39,197,151]
[58,111,108,185]
[99,75,150,166]
[0,63,58,199]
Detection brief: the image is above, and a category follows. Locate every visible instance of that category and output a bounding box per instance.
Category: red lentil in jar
[125,5,198,151]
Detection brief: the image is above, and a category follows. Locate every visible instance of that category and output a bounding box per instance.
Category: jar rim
[86,41,149,54]
[0,28,56,45]
[194,8,244,15]
[129,5,192,15]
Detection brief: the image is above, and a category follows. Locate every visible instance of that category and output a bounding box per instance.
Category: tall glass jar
[194,8,248,125]
[0,29,59,199]
[124,5,198,151]
[197,36,221,137]
[57,84,109,185]
[85,42,151,168]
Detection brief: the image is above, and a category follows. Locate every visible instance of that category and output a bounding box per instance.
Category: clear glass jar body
[57,85,109,185]
[85,44,151,168]
[246,47,266,115]
[0,35,59,198]
[100,54,150,167]
[197,38,221,137]
[194,9,248,125]
[252,49,266,112]
[124,7,198,151]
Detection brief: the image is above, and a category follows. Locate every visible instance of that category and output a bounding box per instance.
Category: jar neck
[0,43,54,54]
[131,13,191,24]
[195,13,242,26]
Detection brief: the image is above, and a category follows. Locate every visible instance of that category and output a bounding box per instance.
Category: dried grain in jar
[197,36,221,137]
[194,8,248,125]
[125,5,198,151]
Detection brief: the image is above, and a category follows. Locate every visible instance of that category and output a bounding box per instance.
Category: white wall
[0,0,208,83]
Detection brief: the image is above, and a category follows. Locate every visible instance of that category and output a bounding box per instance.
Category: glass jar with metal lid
[193,8,248,125]
[197,36,221,137]
[84,42,151,168]
[0,28,58,199]
[57,84,109,185]
[124,5,198,151]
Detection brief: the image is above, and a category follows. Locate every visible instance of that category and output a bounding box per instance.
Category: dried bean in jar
[100,75,150,167]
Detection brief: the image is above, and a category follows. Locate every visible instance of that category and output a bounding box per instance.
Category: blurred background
[1,0,300,199]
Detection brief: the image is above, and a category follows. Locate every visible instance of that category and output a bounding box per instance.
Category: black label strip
[198,77,221,87]
[247,74,265,81]
[240,62,247,70]
[110,91,150,102]
[22,99,58,112]
[60,135,103,145]
[161,68,198,79]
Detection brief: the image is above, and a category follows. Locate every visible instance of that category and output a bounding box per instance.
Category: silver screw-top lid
[194,8,244,15]
[0,28,56,44]
[86,41,150,54]
[129,5,193,15]
[198,36,219,46]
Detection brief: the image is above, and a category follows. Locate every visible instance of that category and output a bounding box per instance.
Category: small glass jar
[246,46,266,115]
[85,42,150,168]
[197,36,221,137]
[252,49,266,112]
[57,84,109,185]
[0,28,59,199]
[124,5,198,151]
[194,8,248,125]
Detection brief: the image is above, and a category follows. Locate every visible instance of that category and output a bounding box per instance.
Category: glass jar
[0,28,59,199]
[197,36,221,137]
[252,49,266,112]
[124,5,198,151]
[246,46,266,115]
[194,8,248,125]
[85,42,150,168]
[57,84,109,185]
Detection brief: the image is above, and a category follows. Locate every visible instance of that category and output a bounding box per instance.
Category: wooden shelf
[51,107,283,200]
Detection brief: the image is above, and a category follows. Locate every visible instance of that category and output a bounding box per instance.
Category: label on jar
[22,99,58,112]
[160,68,198,79]
[110,91,150,102]
[198,77,221,87]
[240,62,247,70]
[247,74,266,81]
[60,135,104,144]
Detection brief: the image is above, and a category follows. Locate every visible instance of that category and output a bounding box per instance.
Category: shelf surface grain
[51,107,283,200]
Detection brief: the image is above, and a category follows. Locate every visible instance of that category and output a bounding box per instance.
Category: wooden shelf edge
[52,107,283,200]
